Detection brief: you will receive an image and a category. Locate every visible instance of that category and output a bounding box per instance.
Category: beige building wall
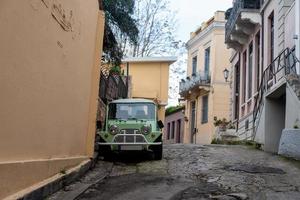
[0,0,104,198]
[182,11,231,144]
[122,58,176,124]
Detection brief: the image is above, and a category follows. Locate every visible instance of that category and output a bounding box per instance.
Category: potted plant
[213,117,231,131]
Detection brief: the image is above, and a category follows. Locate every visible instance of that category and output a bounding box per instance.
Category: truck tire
[98,137,112,160]
[152,144,163,160]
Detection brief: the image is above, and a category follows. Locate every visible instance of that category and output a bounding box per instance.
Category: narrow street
[49,144,300,200]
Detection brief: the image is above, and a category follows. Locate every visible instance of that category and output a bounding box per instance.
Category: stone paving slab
[48,144,300,200]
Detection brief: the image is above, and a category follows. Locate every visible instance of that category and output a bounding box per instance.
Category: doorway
[176,119,181,143]
[190,101,196,143]
[264,94,286,153]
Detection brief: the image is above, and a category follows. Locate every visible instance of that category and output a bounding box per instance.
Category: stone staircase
[253,48,299,141]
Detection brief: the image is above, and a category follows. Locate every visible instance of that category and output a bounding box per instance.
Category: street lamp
[223,68,229,82]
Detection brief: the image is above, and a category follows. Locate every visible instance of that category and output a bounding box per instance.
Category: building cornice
[186,21,226,50]
[122,56,177,64]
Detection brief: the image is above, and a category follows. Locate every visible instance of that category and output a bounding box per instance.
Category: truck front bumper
[98,133,162,145]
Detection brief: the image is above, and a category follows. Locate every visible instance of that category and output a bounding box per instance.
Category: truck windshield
[108,103,155,120]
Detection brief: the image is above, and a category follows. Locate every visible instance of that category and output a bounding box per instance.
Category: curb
[17,153,98,200]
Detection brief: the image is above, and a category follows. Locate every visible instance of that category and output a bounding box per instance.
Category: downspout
[296,0,300,74]
[126,62,129,98]
[261,5,264,76]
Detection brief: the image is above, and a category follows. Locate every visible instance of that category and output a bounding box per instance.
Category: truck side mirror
[157,120,164,129]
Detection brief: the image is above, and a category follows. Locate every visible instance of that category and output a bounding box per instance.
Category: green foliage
[165,105,184,116]
[294,118,299,129]
[60,169,67,175]
[213,117,229,127]
[102,0,139,65]
[109,66,121,75]
[213,116,235,129]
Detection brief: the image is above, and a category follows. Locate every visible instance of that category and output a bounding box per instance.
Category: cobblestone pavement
[49,144,300,200]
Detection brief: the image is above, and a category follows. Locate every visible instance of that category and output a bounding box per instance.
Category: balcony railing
[179,71,211,96]
[225,0,261,42]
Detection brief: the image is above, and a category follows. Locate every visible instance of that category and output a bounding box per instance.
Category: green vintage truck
[97,98,164,160]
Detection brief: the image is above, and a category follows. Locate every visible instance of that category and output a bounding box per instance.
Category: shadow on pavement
[98,151,155,164]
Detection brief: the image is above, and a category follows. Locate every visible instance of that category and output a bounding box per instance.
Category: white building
[225,0,300,153]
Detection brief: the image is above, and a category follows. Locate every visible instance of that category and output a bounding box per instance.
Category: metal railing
[252,48,299,139]
[99,72,128,103]
[179,70,211,95]
[225,0,261,41]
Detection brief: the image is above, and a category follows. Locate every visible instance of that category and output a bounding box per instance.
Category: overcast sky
[169,0,233,42]
[167,0,233,106]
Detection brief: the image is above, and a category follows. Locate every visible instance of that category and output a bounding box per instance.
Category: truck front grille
[114,134,146,143]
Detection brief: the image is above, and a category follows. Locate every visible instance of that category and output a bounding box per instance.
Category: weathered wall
[284,1,296,49]
[0,0,104,198]
[164,110,185,143]
[285,84,300,129]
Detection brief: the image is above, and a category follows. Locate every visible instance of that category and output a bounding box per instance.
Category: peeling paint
[30,0,40,11]
[57,41,63,48]
[51,1,74,32]
[41,0,51,8]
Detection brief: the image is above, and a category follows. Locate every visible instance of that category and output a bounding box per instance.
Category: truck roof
[110,98,156,104]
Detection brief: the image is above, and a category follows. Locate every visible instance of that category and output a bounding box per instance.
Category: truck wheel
[94,134,100,152]
[98,138,111,160]
[99,146,112,160]
[152,144,163,160]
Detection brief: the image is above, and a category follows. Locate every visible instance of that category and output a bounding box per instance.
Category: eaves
[186,22,226,50]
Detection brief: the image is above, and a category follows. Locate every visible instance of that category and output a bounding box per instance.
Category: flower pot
[219,125,227,132]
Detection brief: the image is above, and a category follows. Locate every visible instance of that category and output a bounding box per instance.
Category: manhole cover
[225,164,285,174]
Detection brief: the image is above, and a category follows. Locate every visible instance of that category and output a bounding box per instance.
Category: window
[171,121,175,139]
[269,12,274,64]
[245,119,249,131]
[234,62,240,120]
[167,123,170,140]
[248,42,253,99]
[190,101,196,143]
[201,96,209,123]
[242,51,247,103]
[192,56,197,75]
[176,120,181,143]
[204,47,210,75]
[255,32,261,91]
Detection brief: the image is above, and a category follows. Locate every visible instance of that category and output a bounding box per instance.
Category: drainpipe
[261,3,265,77]
[295,0,300,74]
[126,62,129,97]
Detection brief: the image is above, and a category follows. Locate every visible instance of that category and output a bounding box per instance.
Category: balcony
[179,71,211,97]
[225,0,261,51]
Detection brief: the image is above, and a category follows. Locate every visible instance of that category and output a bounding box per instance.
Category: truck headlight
[141,125,151,135]
[109,125,119,135]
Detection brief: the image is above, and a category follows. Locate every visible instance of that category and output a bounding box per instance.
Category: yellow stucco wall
[183,11,231,144]
[122,60,174,123]
[0,0,104,198]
